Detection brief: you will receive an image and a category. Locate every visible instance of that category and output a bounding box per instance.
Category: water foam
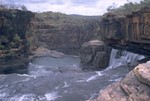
[29,63,45,69]
[86,75,98,82]
[108,49,145,69]
[45,92,60,101]
[63,82,69,88]
[95,71,102,76]
[17,74,30,77]
[108,77,122,82]
[86,71,103,82]
[9,94,36,101]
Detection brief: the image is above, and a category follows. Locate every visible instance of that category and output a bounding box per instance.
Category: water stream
[0,49,145,101]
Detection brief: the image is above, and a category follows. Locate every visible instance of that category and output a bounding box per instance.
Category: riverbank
[87,61,150,101]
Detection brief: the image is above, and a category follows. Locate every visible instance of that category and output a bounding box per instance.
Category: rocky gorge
[0,6,149,101]
[29,12,101,55]
[86,7,150,101]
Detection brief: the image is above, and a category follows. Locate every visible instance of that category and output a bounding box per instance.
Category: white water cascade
[108,49,145,69]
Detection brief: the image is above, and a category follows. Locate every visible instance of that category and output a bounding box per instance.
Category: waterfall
[108,49,145,69]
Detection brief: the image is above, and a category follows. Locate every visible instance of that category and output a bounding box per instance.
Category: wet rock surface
[87,61,150,101]
[0,58,29,74]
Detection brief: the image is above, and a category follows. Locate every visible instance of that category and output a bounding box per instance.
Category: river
[0,49,145,101]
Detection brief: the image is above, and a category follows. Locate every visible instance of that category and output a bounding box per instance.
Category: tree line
[107,0,150,16]
[0,0,27,11]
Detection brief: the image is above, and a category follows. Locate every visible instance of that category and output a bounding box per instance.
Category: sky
[1,0,142,16]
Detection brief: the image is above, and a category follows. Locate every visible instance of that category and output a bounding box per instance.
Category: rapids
[0,49,145,101]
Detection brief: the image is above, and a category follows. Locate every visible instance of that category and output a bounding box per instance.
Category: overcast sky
[1,0,142,15]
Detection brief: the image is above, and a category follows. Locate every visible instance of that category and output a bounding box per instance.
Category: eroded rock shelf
[87,61,150,101]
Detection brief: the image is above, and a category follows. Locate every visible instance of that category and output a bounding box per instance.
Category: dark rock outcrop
[0,9,34,74]
[87,61,150,101]
[30,12,101,55]
[102,7,150,55]
[80,40,110,70]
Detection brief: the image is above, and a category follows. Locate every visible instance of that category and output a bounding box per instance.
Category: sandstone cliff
[102,7,150,55]
[29,12,101,55]
[0,9,34,74]
[87,61,150,101]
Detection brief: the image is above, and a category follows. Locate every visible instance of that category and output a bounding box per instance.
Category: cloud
[29,0,49,4]
[49,0,65,5]
[70,0,98,6]
[1,0,142,15]
[1,0,27,4]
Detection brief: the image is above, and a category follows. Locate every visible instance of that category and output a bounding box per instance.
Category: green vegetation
[0,44,4,50]
[34,11,100,28]
[21,5,28,11]
[0,0,27,11]
[13,34,21,43]
[106,0,150,16]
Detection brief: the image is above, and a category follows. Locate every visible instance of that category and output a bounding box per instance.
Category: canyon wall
[29,12,101,55]
[29,7,150,56]
[102,7,150,55]
[0,7,150,73]
[0,9,34,73]
[86,7,150,101]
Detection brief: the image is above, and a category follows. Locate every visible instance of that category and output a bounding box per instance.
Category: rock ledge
[29,47,65,60]
[87,61,150,101]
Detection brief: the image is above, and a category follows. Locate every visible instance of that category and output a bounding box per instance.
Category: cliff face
[0,9,34,74]
[102,7,150,55]
[28,7,150,55]
[0,7,149,73]
[30,12,101,55]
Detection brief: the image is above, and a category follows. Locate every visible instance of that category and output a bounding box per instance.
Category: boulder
[134,61,150,86]
[87,61,150,101]
[80,40,110,70]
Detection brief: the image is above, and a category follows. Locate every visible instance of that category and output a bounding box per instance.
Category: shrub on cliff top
[106,0,150,16]
[13,34,21,43]
[21,5,28,11]
[0,0,28,11]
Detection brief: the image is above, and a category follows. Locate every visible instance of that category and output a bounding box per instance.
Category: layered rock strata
[87,61,150,101]
[0,9,34,74]
[102,7,150,55]
[30,12,101,55]
[80,40,110,70]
